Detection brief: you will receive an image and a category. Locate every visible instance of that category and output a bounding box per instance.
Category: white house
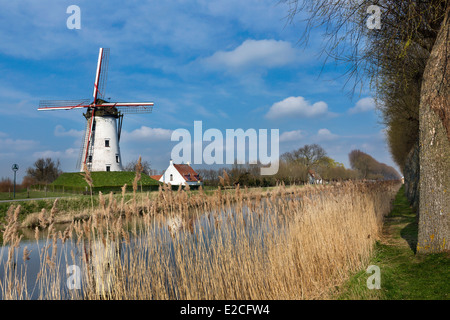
[308,169,323,185]
[155,160,203,187]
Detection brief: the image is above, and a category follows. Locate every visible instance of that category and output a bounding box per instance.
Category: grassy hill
[52,171,161,192]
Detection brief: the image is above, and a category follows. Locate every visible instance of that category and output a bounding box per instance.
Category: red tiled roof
[150,175,162,181]
[308,169,321,179]
[173,164,202,182]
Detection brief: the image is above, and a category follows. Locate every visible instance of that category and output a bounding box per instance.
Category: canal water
[0,200,288,299]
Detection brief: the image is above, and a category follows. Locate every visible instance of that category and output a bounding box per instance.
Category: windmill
[38,48,154,172]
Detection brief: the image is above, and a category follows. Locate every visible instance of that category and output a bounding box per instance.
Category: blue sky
[0,0,398,181]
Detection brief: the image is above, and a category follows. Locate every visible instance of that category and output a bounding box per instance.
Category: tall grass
[0,180,401,299]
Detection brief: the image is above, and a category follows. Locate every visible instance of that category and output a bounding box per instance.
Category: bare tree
[282,144,328,170]
[26,158,62,184]
[124,158,154,175]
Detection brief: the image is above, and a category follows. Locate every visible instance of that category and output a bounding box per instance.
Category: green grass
[336,185,450,300]
[0,190,69,201]
[52,171,160,188]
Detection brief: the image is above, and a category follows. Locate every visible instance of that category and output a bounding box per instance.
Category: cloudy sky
[0,0,397,180]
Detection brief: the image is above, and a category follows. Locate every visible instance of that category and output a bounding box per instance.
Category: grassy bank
[52,171,159,188]
[50,171,161,193]
[336,185,450,300]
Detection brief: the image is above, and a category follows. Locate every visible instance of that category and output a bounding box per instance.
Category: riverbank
[336,185,449,299]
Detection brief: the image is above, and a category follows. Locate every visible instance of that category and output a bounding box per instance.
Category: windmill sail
[82,108,96,170]
[77,116,94,170]
[93,48,110,101]
[38,99,91,111]
[100,102,154,114]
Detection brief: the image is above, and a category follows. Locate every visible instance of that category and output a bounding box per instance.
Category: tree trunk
[418,5,450,253]
[404,139,420,214]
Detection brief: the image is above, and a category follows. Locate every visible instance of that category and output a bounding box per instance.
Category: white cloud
[195,105,216,118]
[280,130,304,142]
[315,128,338,141]
[0,83,38,117]
[202,39,298,71]
[217,110,230,119]
[0,138,37,152]
[32,148,78,159]
[54,125,84,138]
[348,97,376,114]
[265,96,330,120]
[122,126,173,142]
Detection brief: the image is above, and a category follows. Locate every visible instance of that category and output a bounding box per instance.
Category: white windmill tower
[38,48,154,172]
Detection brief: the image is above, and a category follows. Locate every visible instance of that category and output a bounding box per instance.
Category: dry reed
[0,180,401,300]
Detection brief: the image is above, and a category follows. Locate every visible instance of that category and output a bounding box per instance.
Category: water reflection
[0,198,287,300]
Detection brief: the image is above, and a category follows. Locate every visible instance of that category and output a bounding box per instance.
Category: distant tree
[21,176,37,188]
[275,160,308,184]
[0,177,13,192]
[282,144,328,170]
[26,158,62,184]
[196,168,220,186]
[349,150,401,180]
[320,157,344,169]
[124,159,153,175]
[349,150,373,179]
[234,172,255,187]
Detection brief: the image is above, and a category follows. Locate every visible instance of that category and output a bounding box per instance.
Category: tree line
[197,144,400,187]
[284,0,449,252]
[1,147,400,191]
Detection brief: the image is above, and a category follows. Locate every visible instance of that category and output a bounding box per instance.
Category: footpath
[336,185,449,300]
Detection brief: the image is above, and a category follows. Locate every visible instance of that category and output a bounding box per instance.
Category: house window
[106,165,111,172]
[88,155,92,163]
[105,139,110,147]
[116,155,120,163]
[170,174,173,182]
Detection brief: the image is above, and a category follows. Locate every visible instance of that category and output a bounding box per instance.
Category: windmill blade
[99,102,154,114]
[38,99,91,111]
[93,48,110,101]
[97,48,110,100]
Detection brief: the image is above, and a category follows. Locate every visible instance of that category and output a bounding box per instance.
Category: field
[0,180,405,300]
[0,190,68,201]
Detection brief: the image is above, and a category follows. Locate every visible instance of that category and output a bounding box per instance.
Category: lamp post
[12,163,19,199]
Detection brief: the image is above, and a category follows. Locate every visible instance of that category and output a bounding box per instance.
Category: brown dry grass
[0,180,401,300]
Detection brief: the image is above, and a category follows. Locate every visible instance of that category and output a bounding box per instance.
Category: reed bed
[0,180,401,300]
